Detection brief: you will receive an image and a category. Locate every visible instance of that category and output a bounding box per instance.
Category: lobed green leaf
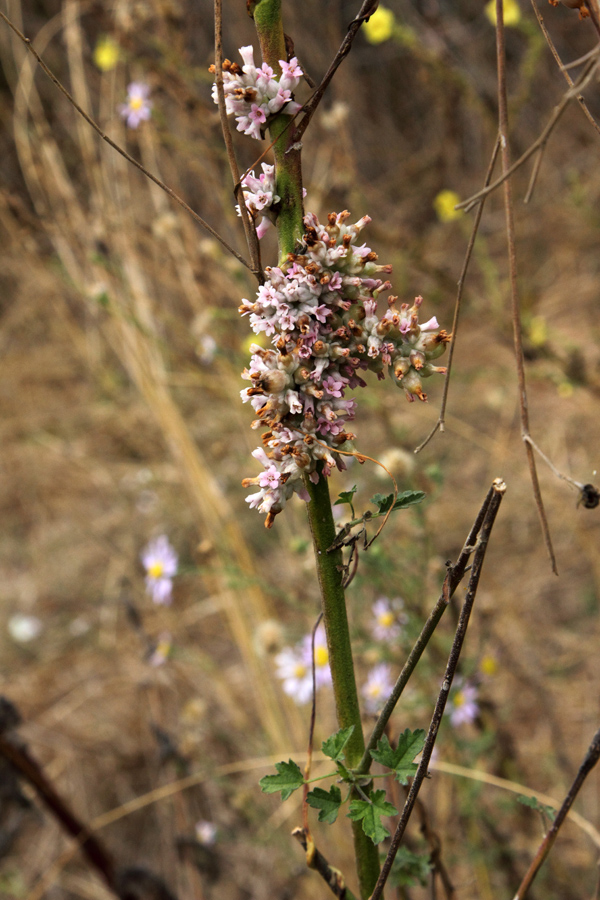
[306,785,343,824]
[347,789,398,845]
[259,759,304,800]
[370,730,426,785]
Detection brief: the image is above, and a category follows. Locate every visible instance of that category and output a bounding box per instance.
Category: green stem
[251,0,304,260]
[305,471,382,899]
[251,3,380,894]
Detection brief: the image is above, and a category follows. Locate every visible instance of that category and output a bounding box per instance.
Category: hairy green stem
[250,2,381,894]
[251,0,304,262]
[305,472,382,898]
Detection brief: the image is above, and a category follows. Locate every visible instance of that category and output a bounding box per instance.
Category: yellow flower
[480,654,498,677]
[485,0,522,27]
[557,380,573,398]
[93,36,120,72]
[363,6,396,44]
[433,190,462,223]
[528,315,547,348]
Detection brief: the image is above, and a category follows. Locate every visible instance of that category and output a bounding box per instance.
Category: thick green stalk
[251,0,304,261]
[305,471,382,899]
[250,3,381,894]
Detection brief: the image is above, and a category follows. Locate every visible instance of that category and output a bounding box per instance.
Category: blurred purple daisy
[371,596,407,642]
[141,535,178,605]
[447,679,479,727]
[362,663,394,714]
[119,82,152,128]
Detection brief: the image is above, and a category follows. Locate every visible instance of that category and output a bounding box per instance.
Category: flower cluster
[240,211,451,526]
[210,46,303,140]
[119,82,152,129]
[236,164,280,240]
[274,624,332,705]
[141,535,178,605]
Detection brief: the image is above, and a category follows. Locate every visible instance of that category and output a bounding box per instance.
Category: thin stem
[456,52,600,212]
[0,10,253,273]
[369,480,506,900]
[415,137,501,453]
[529,0,600,138]
[513,726,600,899]
[496,0,557,574]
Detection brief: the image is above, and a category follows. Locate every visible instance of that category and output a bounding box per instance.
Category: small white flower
[274,646,313,704]
[195,820,218,846]
[8,614,43,643]
[362,663,394,714]
[141,535,178,605]
[371,597,407,642]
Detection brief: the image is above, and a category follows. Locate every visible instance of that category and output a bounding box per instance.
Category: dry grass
[0,1,599,898]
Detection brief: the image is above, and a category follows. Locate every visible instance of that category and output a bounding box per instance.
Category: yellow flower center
[480,655,498,676]
[454,691,465,708]
[130,96,144,111]
[368,683,382,698]
[148,562,164,579]
[315,646,329,667]
[378,611,394,628]
[294,663,308,679]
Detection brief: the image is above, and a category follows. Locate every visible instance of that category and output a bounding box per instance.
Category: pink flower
[119,82,152,128]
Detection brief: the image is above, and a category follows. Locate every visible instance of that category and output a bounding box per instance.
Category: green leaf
[387,846,432,888]
[259,760,304,800]
[322,726,355,762]
[370,730,426,785]
[347,789,398,845]
[334,486,357,506]
[306,785,342,824]
[517,795,556,820]
[370,491,426,514]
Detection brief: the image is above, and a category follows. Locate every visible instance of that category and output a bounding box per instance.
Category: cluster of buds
[240,211,451,526]
[210,46,303,140]
[236,164,280,240]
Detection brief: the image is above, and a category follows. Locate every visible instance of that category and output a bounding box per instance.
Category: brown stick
[496,0,557,574]
[513,726,600,899]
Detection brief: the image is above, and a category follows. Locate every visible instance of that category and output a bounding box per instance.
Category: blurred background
[0,0,599,897]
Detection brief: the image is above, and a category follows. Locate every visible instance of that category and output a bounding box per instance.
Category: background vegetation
[0,0,599,897]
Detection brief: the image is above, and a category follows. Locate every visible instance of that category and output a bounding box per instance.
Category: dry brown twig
[496,0,558,574]
[513,726,600,899]
[369,479,507,900]
[456,49,600,213]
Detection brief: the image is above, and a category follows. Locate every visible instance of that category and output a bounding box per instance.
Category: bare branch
[415,137,501,453]
[513,726,600,900]
[456,52,600,212]
[292,827,358,900]
[496,0,557,573]
[294,0,380,141]
[369,479,507,900]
